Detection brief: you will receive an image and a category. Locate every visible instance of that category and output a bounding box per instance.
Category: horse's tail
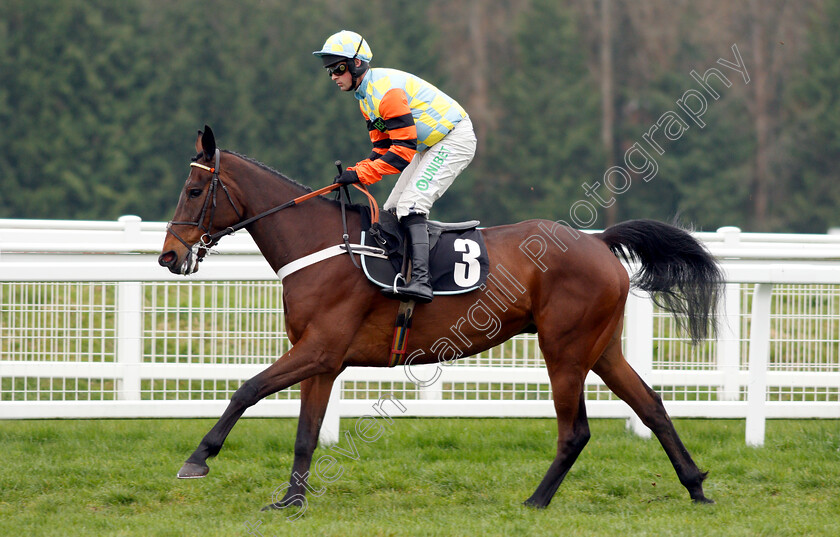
[598,219,724,344]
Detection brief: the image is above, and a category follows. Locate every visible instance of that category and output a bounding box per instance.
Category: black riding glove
[334,169,360,185]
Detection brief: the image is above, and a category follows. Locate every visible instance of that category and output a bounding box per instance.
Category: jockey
[314,30,477,304]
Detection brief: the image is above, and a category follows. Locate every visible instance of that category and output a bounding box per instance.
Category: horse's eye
[188,188,203,199]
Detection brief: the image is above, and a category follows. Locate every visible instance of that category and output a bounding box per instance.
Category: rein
[165,150,379,270]
[205,178,379,245]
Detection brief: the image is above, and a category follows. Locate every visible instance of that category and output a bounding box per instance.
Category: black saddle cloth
[360,209,489,295]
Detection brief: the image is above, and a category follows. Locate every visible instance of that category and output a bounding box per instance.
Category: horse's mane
[222,150,366,214]
[222,150,314,193]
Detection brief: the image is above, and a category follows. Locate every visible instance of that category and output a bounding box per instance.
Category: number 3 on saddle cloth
[360,209,490,296]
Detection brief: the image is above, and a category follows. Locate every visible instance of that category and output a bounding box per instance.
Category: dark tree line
[1,0,838,232]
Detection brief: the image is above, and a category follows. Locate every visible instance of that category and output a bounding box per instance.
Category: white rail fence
[1,217,839,447]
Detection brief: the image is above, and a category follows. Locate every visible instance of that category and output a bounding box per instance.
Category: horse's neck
[230,158,340,272]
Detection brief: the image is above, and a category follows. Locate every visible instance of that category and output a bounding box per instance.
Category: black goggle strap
[351,37,363,60]
[349,38,364,82]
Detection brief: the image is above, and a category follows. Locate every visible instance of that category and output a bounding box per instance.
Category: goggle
[327,62,349,77]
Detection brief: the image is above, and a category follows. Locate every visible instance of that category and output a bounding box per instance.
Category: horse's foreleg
[177,377,261,478]
[524,381,590,508]
[592,338,712,503]
[177,342,341,479]
[261,371,338,512]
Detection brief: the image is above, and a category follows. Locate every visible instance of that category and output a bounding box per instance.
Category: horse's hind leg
[592,334,713,503]
[524,379,590,508]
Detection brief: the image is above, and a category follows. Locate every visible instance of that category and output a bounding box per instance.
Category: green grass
[0,418,838,537]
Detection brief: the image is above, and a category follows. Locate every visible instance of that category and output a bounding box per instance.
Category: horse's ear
[200,125,216,158]
[195,125,216,157]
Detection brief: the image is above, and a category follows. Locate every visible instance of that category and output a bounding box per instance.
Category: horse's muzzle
[159,246,204,275]
[158,250,181,274]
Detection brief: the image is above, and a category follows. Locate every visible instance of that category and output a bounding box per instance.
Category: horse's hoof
[693,496,715,504]
[522,498,547,509]
[177,461,209,479]
[260,500,299,512]
[260,496,306,512]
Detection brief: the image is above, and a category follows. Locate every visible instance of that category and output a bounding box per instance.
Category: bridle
[165,150,379,273]
[165,148,243,272]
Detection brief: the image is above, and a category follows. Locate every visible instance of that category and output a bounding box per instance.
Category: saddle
[360,209,490,296]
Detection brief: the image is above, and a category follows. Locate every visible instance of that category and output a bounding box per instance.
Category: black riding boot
[384,214,434,303]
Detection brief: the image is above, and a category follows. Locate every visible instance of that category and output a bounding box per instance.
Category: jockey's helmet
[312,30,373,68]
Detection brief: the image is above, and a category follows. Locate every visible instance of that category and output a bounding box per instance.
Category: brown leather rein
[165,151,379,266]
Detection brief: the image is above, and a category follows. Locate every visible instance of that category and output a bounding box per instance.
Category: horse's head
[158,126,243,275]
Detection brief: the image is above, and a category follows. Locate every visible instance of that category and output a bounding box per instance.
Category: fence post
[419,364,443,401]
[718,283,743,400]
[746,283,773,447]
[117,216,144,401]
[117,281,143,400]
[717,227,743,401]
[319,373,342,445]
[624,289,653,438]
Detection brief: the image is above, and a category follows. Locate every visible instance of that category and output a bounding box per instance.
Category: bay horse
[159,126,722,510]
